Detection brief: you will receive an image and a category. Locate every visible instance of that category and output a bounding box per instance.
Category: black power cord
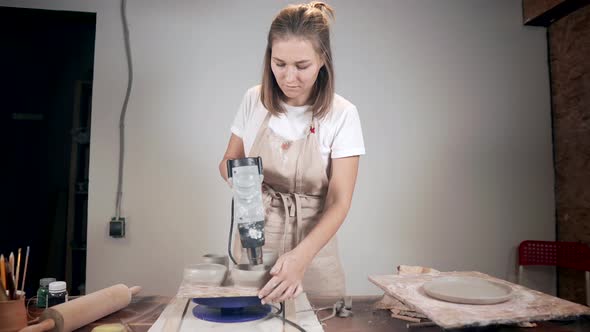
[228,198,238,265]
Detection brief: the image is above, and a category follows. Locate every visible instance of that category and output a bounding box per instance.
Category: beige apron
[236,111,346,297]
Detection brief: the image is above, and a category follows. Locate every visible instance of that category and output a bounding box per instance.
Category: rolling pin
[20,284,141,332]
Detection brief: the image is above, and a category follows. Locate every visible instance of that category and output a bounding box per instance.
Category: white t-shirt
[231,86,365,167]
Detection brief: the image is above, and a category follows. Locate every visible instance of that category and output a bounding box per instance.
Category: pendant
[310,124,315,134]
[281,141,291,150]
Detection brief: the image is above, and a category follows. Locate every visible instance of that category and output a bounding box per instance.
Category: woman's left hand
[258,249,308,304]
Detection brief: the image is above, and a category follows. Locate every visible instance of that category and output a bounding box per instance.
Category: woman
[219,2,365,304]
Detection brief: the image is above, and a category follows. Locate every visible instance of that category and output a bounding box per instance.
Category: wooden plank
[162,298,189,332]
[176,274,261,298]
[523,0,590,26]
[369,271,590,329]
[176,284,258,298]
[523,0,565,23]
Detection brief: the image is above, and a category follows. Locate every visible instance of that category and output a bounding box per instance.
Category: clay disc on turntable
[423,276,513,305]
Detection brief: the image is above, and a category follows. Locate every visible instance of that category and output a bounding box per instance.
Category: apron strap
[293,193,304,244]
[277,192,290,255]
[263,184,311,255]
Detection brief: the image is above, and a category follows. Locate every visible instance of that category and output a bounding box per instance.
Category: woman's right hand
[219,133,245,183]
[258,248,311,304]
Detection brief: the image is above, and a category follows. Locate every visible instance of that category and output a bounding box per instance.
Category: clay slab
[423,276,513,304]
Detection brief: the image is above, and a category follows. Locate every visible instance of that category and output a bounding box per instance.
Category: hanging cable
[115,0,133,219]
[228,199,238,265]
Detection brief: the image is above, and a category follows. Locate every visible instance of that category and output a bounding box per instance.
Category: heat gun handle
[227,157,264,178]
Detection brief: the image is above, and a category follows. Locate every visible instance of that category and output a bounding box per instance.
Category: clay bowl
[183,263,227,286]
[202,253,229,268]
[231,264,272,289]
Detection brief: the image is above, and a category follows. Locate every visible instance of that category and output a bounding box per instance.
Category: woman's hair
[260,1,335,119]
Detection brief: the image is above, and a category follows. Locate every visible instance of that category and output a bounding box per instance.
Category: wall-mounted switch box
[110,217,125,238]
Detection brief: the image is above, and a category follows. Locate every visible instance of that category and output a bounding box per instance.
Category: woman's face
[270,37,324,106]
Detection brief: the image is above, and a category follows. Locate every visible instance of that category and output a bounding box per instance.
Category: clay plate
[423,276,513,305]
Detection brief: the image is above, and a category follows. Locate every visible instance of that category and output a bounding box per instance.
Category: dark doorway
[0,6,96,297]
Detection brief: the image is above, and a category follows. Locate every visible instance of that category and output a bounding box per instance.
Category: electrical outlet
[109,217,126,238]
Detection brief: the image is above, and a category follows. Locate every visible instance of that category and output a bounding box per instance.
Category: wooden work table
[30,295,589,332]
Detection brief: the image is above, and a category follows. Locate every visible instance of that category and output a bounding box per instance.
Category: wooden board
[161,298,189,332]
[369,271,590,329]
[176,276,259,298]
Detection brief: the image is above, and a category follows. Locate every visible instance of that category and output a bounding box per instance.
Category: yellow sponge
[91,324,126,332]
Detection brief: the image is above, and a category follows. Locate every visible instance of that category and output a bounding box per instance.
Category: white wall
[0,0,555,296]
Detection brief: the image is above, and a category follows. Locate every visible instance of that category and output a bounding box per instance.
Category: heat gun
[227,157,265,265]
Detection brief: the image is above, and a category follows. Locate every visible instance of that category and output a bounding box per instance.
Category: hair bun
[307,1,335,19]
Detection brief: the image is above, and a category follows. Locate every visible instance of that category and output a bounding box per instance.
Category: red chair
[518,240,590,305]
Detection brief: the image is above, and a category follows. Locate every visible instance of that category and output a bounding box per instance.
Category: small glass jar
[36,278,56,308]
[47,281,68,307]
